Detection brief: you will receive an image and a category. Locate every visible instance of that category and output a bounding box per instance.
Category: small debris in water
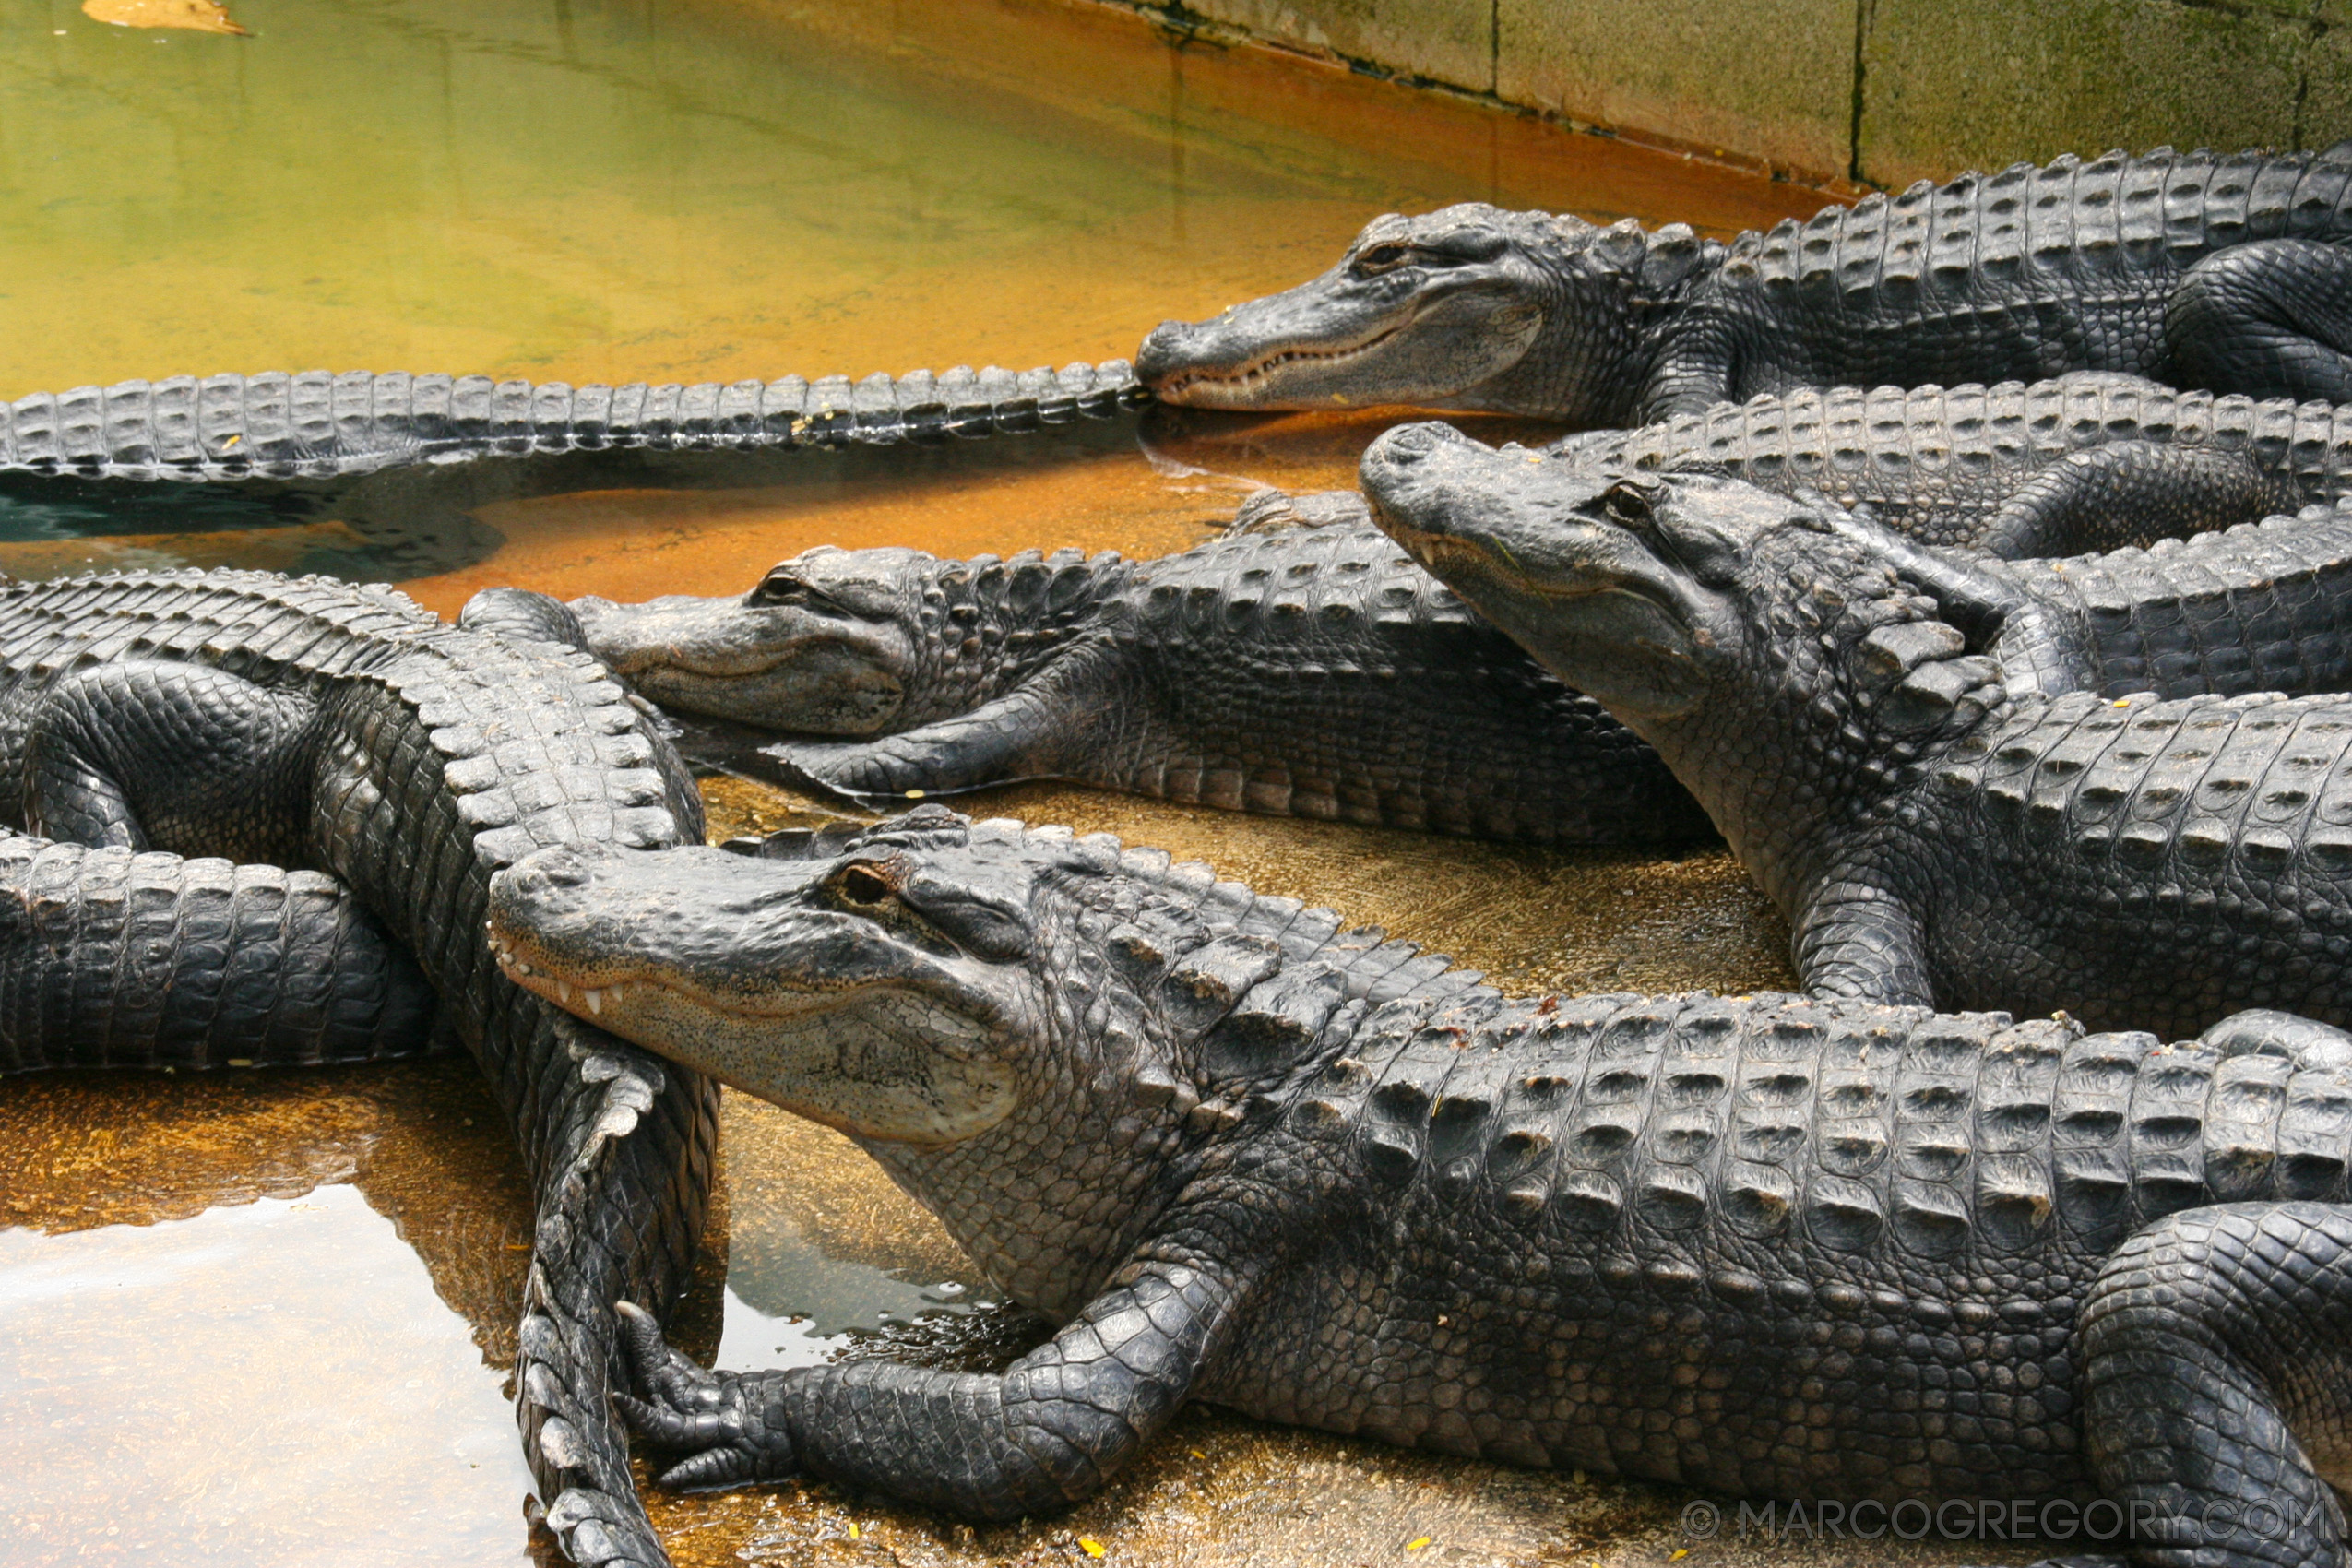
[81,0,248,33]
[1078,1539,1106,1558]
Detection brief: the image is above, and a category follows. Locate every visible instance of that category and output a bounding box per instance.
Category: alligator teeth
[583,989,602,1016]
[556,980,573,1003]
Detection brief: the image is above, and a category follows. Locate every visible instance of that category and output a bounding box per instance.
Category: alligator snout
[1134,320,1197,387]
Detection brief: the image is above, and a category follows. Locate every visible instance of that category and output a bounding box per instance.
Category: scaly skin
[1138,146,2352,423]
[0,362,1144,481]
[1547,373,2352,555]
[1364,424,2352,1039]
[485,807,2352,1568]
[462,410,2352,844]
[0,570,714,1568]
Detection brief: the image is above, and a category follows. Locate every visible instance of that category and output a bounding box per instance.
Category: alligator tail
[0,360,1147,482]
[320,629,720,1568]
[0,832,440,1074]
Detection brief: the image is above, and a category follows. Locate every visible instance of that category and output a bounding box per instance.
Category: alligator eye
[837,864,894,907]
[1601,478,1662,529]
[747,574,803,607]
[1354,242,1413,275]
[747,574,843,613]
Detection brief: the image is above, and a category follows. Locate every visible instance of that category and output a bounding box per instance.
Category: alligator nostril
[1129,322,1185,375]
[515,849,595,891]
[1371,424,1442,465]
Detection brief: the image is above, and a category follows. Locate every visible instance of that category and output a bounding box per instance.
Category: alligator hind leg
[1976,443,2303,559]
[2079,1202,2352,1567]
[2168,240,2352,403]
[20,659,317,862]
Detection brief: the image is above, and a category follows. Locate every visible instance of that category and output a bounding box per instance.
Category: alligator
[0,361,1143,481]
[1136,145,2352,424]
[0,361,1144,582]
[481,803,2352,1564]
[0,569,714,1568]
[463,493,1710,846]
[459,378,2352,844]
[1364,422,2352,1040]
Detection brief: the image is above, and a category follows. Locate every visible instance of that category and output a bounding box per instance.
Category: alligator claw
[612,1299,798,1489]
[657,1446,766,1491]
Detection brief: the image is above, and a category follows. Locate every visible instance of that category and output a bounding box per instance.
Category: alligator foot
[613,1300,798,1491]
[2169,237,2352,403]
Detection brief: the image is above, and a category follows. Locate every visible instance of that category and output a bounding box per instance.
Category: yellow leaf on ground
[1078,1540,1106,1558]
[1406,1539,1431,1552]
[81,0,249,34]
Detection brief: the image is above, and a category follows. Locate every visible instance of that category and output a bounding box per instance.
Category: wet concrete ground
[0,0,2060,1563]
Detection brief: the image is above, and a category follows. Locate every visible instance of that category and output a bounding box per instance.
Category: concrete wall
[1104,0,2352,188]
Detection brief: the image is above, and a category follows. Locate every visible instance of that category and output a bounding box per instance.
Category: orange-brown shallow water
[0,3,2037,1565]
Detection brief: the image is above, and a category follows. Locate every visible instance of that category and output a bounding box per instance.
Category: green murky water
[0,5,1918,1566]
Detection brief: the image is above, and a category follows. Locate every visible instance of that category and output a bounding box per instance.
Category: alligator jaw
[1142,319,1410,407]
[1360,421,1725,721]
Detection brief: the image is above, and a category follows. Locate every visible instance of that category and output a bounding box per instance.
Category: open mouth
[1153,319,1407,399]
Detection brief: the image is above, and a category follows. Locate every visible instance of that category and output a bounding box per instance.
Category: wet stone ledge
[1084,0,2352,189]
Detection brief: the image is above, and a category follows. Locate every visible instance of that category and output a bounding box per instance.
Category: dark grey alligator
[1365,422,2352,1039]
[461,411,2352,845]
[0,361,1145,583]
[483,805,2352,1565]
[0,569,713,1568]
[1136,146,2352,423]
[466,502,1709,845]
[0,362,1143,481]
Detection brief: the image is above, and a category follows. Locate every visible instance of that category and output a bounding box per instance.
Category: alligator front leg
[616,1252,1250,1519]
[1828,510,2101,697]
[1793,883,1933,1006]
[2168,238,2352,404]
[458,586,594,655]
[765,648,1125,804]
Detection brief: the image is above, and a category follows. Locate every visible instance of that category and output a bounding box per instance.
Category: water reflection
[0,1184,536,1567]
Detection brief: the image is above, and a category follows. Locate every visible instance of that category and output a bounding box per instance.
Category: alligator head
[1360,422,2004,877]
[486,807,1451,1311]
[562,547,926,734]
[1135,205,1716,426]
[566,544,1122,744]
